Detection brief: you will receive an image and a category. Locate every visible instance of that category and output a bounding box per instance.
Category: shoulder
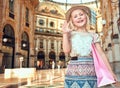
[90,32,99,37]
[90,32,100,43]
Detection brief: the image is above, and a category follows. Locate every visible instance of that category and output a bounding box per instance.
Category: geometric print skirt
[64,57,97,88]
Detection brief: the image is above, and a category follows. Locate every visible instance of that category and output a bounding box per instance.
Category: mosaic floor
[0,68,120,88]
[19,69,120,88]
[19,69,65,88]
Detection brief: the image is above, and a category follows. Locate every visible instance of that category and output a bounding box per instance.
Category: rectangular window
[51,40,54,49]
[26,7,29,27]
[9,0,14,19]
[40,39,43,48]
[9,0,14,13]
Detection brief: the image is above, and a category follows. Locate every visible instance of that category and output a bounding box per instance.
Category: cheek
[84,16,87,22]
[84,18,87,23]
[71,19,76,25]
[72,18,78,23]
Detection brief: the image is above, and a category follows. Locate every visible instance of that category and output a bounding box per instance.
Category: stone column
[45,39,49,68]
[14,37,21,68]
[46,39,49,61]
[0,31,3,67]
[107,47,113,62]
[112,38,120,73]
[29,55,35,67]
[112,39,120,61]
[0,51,3,66]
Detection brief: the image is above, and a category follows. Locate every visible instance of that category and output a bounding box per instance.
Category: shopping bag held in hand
[91,43,116,87]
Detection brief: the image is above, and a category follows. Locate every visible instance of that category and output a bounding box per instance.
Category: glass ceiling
[52,0,97,4]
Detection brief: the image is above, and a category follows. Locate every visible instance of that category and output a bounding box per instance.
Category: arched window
[37,51,45,59]
[21,32,29,50]
[2,24,15,47]
[49,51,56,59]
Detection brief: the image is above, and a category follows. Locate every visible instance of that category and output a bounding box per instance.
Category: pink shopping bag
[91,43,116,87]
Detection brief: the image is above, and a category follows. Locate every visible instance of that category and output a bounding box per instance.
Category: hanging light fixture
[102,19,106,25]
[3,38,8,42]
[23,43,26,47]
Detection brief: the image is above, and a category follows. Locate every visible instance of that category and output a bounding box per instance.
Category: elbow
[63,49,70,54]
[62,45,71,54]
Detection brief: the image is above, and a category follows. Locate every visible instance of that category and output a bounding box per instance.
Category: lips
[77,20,84,23]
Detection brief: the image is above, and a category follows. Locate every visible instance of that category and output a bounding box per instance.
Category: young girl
[62,5,117,88]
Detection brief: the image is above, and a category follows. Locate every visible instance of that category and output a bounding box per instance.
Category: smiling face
[71,9,87,29]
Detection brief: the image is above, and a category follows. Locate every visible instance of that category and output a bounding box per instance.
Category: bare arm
[62,21,71,54]
[62,34,71,54]
[95,43,117,80]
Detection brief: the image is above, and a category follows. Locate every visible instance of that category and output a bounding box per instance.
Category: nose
[78,16,81,19]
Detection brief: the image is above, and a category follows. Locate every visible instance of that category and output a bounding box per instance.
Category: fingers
[62,21,72,34]
[62,21,68,29]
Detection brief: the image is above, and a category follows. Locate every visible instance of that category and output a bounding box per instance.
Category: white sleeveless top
[70,31,100,57]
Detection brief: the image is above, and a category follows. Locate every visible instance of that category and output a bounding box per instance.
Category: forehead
[71,9,85,15]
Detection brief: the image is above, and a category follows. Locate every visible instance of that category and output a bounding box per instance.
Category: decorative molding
[37,2,65,19]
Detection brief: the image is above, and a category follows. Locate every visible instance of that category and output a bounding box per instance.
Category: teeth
[78,20,82,23]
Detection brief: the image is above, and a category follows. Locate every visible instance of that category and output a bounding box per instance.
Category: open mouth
[77,20,84,23]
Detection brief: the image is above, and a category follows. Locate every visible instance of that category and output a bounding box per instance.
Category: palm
[62,21,71,33]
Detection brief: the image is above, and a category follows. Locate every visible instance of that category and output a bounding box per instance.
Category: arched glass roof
[52,0,97,4]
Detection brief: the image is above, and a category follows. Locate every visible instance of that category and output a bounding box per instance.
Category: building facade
[0,0,39,73]
[0,0,102,72]
[35,1,100,69]
[100,0,120,73]
[35,1,66,69]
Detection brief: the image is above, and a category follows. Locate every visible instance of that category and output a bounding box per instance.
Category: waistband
[71,56,93,60]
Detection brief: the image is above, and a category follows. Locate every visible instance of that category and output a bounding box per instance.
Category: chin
[76,25,85,28]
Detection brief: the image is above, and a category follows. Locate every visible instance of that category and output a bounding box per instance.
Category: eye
[74,15,77,18]
[79,13,83,16]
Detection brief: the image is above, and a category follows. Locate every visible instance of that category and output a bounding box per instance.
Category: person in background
[62,5,117,88]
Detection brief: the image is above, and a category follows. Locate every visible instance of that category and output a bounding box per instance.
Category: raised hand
[62,21,71,34]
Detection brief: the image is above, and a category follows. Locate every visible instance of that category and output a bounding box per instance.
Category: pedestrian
[52,61,55,69]
[62,5,117,88]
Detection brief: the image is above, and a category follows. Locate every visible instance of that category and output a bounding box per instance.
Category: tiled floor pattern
[19,69,120,88]
[19,69,65,88]
[0,68,120,88]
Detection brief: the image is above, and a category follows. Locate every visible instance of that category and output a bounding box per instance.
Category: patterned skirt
[64,57,97,88]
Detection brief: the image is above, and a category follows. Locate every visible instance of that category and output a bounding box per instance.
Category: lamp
[3,38,7,42]
[102,20,106,25]
[23,43,26,47]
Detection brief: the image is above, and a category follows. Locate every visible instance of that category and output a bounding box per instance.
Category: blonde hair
[86,14,90,31]
[67,13,90,32]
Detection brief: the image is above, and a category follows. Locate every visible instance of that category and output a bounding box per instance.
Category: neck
[77,28,87,32]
